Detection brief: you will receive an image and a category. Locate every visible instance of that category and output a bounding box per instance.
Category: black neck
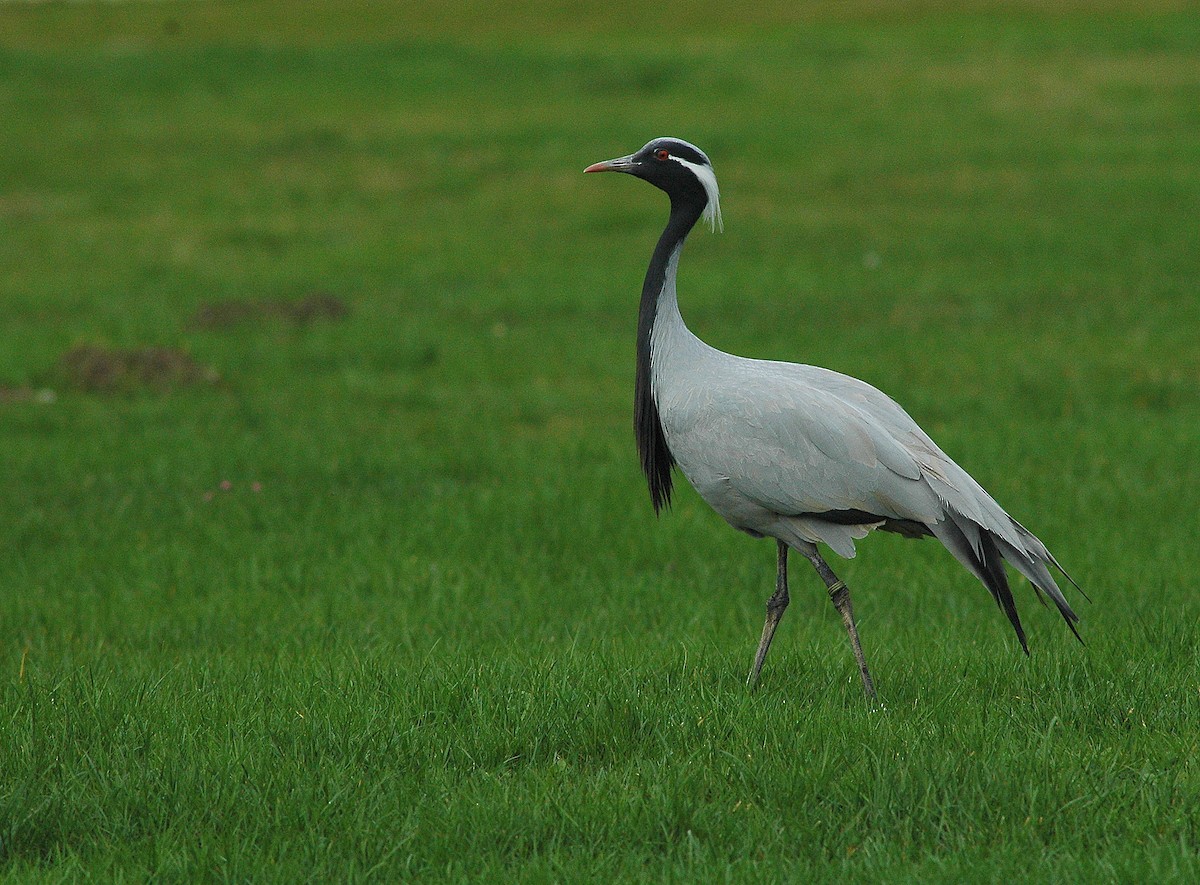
[635,196,705,513]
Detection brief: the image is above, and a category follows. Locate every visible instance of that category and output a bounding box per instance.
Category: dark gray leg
[801,549,877,700]
[747,540,790,687]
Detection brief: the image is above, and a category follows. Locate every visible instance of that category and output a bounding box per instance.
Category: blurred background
[4,0,1196,646]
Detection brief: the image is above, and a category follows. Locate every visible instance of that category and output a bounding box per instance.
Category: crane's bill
[584,155,635,174]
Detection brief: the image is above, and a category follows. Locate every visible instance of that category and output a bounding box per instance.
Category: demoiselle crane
[585,137,1083,698]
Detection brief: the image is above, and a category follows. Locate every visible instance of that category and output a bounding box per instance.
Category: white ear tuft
[672,156,723,233]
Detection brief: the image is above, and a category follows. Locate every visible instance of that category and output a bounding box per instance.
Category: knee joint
[827,579,848,606]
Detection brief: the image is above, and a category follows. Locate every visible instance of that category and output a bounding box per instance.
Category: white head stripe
[670,156,723,233]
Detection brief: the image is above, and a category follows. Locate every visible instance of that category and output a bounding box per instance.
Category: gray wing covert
[689,364,944,525]
[775,364,1027,540]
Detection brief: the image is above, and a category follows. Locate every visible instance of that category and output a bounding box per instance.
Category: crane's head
[585,137,722,232]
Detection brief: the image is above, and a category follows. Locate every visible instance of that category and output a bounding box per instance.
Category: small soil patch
[56,344,220,393]
[191,291,349,330]
[0,385,56,404]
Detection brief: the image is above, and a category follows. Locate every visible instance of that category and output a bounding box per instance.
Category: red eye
[655,149,670,161]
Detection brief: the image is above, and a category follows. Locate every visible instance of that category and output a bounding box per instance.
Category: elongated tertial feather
[930,516,1029,654]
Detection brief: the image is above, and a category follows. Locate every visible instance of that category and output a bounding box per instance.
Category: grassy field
[2,0,1199,880]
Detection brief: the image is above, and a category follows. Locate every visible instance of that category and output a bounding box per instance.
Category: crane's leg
[802,549,877,700]
[747,539,790,687]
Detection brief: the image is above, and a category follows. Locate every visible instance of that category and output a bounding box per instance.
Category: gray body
[651,245,1070,606]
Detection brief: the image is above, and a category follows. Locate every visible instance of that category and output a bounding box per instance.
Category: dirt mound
[57,344,220,393]
[191,292,349,330]
[0,386,56,404]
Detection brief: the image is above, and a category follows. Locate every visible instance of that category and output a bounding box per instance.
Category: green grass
[2,0,1199,880]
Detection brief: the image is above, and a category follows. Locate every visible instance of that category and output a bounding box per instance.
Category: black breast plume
[634,350,675,513]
